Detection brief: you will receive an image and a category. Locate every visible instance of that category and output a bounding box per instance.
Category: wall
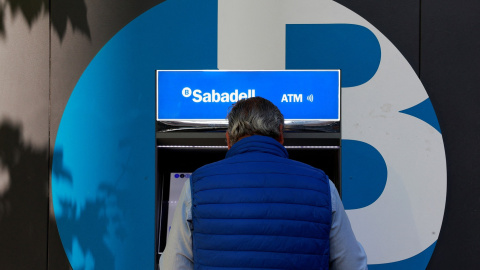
[0,2,49,269]
[0,0,479,269]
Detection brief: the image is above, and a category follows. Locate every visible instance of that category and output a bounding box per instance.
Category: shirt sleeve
[329,180,368,270]
[159,181,194,270]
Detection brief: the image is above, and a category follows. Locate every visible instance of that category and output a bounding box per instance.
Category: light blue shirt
[159,180,368,270]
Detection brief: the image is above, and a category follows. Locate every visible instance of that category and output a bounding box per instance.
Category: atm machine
[155,70,341,263]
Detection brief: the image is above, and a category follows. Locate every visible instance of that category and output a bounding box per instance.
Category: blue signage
[156,70,340,122]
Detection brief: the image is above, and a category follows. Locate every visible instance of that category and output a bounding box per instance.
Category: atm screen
[158,172,191,255]
[156,70,340,129]
[166,173,190,237]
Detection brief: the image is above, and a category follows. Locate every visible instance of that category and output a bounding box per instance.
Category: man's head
[226,97,284,148]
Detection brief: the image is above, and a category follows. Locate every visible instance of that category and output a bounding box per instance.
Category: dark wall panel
[0,0,50,269]
[0,122,49,269]
[421,0,480,269]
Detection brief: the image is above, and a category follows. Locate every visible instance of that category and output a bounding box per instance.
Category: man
[160,97,367,269]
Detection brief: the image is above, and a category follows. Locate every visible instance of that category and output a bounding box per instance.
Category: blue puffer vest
[191,135,332,270]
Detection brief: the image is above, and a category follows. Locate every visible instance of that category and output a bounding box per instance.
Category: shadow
[55,197,116,269]
[0,119,50,269]
[49,145,74,270]
[52,150,126,269]
[52,149,73,185]
[0,0,90,41]
[50,0,91,41]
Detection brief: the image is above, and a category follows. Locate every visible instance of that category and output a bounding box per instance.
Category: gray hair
[227,97,284,146]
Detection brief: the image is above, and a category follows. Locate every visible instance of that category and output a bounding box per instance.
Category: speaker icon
[307,94,314,102]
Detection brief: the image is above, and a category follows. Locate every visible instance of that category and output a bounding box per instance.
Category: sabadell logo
[181,87,256,103]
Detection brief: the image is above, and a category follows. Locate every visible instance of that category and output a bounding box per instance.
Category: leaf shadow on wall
[52,147,125,269]
[55,198,116,270]
[0,0,91,41]
[0,119,51,269]
[0,119,120,269]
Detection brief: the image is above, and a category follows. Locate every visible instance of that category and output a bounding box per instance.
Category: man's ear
[226,132,232,149]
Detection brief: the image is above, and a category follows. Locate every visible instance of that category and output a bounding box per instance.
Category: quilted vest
[191,135,332,270]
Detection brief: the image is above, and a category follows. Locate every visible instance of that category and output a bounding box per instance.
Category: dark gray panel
[0,0,50,269]
[0,120,49,269]
[421,0,480,269]
[48,198,72,270]
[334,0,420,74]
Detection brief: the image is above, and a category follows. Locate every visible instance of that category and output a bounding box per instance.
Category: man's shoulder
[284,158,328,179]
[192,155,327,182]
[287,157,325,171]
